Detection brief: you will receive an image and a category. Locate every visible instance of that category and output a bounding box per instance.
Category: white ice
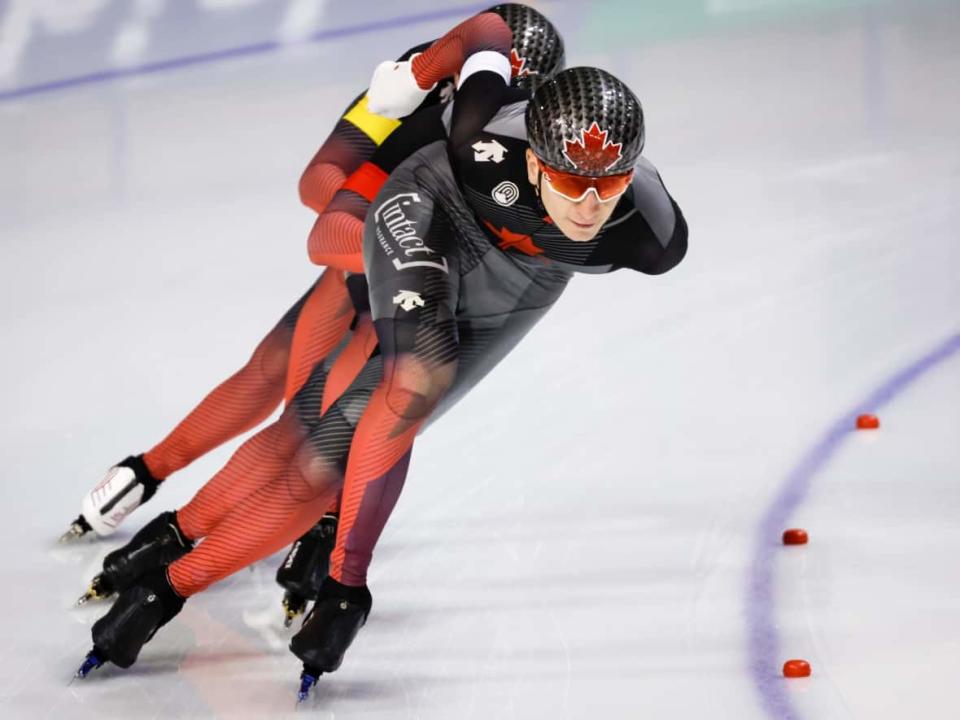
[0,1,958,718]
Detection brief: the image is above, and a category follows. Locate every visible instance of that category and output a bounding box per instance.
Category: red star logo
[509,48,536,79]
[562,121,623,174]
[483,220,543,256]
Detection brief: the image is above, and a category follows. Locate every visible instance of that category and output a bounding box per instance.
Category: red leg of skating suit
[282,270,354,405]
[176,310,377,541]
[171,473,338,596]
[168,358,387,596]
[142,271,349,480]
[315,312,378,516]
[170,353,448,597]
[175,408,309,542]
[174,271,355,541]
[330,437,414,587]
[328,358,440,587]
[170,166,374,536]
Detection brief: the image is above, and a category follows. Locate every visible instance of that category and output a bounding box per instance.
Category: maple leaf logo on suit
[483,220,543,256]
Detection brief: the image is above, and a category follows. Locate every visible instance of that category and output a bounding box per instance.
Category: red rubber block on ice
[856,414,880,430]
[782,528,808,545]
[783,659,811,678]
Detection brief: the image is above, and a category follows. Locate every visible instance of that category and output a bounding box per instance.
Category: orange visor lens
[539,162,634,203]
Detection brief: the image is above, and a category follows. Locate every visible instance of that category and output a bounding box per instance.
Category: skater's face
[525,149,626,242]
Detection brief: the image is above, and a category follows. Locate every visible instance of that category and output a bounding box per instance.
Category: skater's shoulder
[621,156,685,246]
[443,73,527,149]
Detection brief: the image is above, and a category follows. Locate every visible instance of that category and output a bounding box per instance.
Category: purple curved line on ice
[747,331,960,720]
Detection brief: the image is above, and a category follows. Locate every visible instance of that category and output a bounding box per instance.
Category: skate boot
[276,513,338,627]
[77,511,192,605]
[76,567,185,676]
[289,577,372,701]
[61,455,163,542]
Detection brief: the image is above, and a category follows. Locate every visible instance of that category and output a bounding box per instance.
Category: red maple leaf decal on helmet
[509,48,535,78]
[561,121,623,174]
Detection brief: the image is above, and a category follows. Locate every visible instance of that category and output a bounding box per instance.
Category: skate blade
[296,671,319,703]
[282,595,307,628]
[74,650,103,679]
[59,522,89,544]
[75,580,112,607]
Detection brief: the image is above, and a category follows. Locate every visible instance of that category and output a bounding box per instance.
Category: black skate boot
[76,567,185,676]
[276,513,338,627]
[61,455,163,542]
[289,577,372,701]
[77,511,193,606]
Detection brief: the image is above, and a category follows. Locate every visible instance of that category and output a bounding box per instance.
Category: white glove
[365,54,436,119]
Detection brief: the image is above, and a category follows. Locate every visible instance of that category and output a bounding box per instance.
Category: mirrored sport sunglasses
[538,159,634,203]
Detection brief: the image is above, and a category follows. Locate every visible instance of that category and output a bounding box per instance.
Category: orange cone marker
[783,659,811,678]
[856,414,880,430]
[782,528,808,545]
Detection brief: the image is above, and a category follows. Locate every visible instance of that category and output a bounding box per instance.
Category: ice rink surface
[1,0,958,717]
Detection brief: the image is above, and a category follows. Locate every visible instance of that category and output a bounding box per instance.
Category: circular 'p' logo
[491,181,519,207]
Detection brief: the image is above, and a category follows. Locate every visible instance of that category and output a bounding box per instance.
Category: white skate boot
[60,455,162,541]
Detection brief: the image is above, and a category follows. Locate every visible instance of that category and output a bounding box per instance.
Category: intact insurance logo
[373,193,449,274]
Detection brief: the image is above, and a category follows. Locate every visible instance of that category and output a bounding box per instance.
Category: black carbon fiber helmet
[525,66,644,176]
[487,4,565,89]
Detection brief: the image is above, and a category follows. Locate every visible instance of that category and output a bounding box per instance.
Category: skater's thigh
[283,270,354,401]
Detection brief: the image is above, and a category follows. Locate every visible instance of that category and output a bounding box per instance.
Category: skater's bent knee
[252,329,292,388]
[384,357,456,422]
